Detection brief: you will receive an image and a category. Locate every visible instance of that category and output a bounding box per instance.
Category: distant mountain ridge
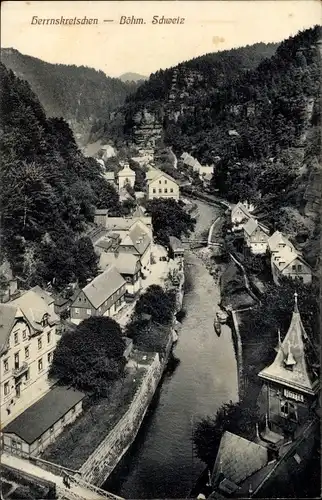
[119,72,148,82]
[0,48,141,144]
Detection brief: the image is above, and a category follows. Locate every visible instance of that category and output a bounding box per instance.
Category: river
[104,199,239,499]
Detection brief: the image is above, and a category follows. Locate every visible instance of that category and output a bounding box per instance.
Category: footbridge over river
[1,453,124,500]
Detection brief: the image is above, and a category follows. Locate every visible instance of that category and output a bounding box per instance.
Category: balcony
[13,362,28,378]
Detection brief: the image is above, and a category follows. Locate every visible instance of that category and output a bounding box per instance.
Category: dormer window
[41,314,49,327]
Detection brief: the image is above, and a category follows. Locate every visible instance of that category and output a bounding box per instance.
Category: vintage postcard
[0,1,321,499]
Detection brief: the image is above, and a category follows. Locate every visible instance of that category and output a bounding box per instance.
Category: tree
[50,316,126,396]
[146,198,196,246]
[134,284,176,325]
[193,400,260,466]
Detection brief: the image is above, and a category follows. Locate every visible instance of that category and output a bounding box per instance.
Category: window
[159,188,162,193]
[292,265,296,271]
[14,332,19,345]
[25,347,29,359]
[47,331,51,343]
[79,297,82,302]
[159,180,162,184]
[170,188,174,193]
[3,359,9,372]
[75,308,79,314]
[126,276,132,283]
[152,188,156,194]
[22,329,27,340]
[14,352,19,369]
[280,400,297,418]
[38,338,42,350]
[41,315,48,327]
[298,264,302,272]
[164,188,168,193]
[86,309,91,315]
[25,370,30,381]
[47,352,52,364]
[38,358,43,372]
[4,382,9,396]
[164,179,167,184]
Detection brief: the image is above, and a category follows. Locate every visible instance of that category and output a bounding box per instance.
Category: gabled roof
[271,248,310,272]
[80,265,125,309]
[118,164,135,176]
[0,304,20,353]
[120,223,151,256]
[10,289,59,331]
[148,171,178,186]
[231,202,252,220]
[3,385,85,444]
[244,218,269,237]
[146,168,162,181]
[258,293,318,394]
[132,205,146,218]
[211,431,269,488]
[99,252,141,275]
[30,286,54,306]
[268,231,296,253]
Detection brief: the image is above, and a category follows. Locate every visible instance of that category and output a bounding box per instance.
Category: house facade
[243,218,270,255]
[2,385,85,457]
[231,202,252,229]
[147,172,180,201]
[271,251,312,285]
[0,288,59,428]
[70,265,126,325]
[118,162,136,191]
[118,222,152,275]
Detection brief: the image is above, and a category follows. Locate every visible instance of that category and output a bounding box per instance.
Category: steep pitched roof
[146,168,162,181]
[81,265,125,309]
[30,286,54,306]
[132,205,146,218]
[271,248,310,272]
[10,289,59,331]
[0,304,20,353]
[99,252,141,275]
[120,223,151,256]
[118,165,135,177]
[243,218,259,236]
[268,231,296,253]
[212,431,268,488]
[258,293,318,394]
[231,202,252,220]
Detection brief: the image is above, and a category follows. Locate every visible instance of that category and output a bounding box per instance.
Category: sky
[1,1,321,77]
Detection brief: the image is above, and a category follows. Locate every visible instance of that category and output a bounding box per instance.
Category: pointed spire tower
[258,292,319,396]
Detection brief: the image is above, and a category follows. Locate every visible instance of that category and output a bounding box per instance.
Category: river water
[105,199,239,499]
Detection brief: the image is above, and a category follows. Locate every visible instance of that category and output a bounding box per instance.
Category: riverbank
[42,267,185,488]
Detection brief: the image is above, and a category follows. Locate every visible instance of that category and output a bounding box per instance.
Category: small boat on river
[214,318,221,336]
[216,310,228,324]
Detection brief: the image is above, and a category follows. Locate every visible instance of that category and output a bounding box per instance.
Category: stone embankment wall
[79,271,185,487]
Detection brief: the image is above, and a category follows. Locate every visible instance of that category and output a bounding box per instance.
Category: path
[229,252,260,304]
[1,453,123,500]
[207,216,222,246]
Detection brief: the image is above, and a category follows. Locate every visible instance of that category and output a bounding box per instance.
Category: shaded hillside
[0,63,122,291]
[0,48,140,144]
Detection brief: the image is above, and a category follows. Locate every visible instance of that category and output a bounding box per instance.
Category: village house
[0,287,60,427]
[243,218,270,255]
[268,231,296,255]
[118,162,136,192]
[230,202,252,230]
[147,170,180,201]
[93,232,121,256]
[99,252,142,296]
[208,294,319,499]
[69,265,126,325]
[1,385,85,457]
[270,248,312,285]
[202,172,213,189]
[118,223,152,275]
[93,211,153,240]
[168,236,185,261]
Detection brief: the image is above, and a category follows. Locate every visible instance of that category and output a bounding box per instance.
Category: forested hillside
[118,26,321,267]
[0,48,140,144]
[0,63,122,291]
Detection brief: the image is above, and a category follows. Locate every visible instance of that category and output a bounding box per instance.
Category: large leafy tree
[193,400,260,467]
[50,317,126,397]
[133,284,176,325]
[146,198,196,246]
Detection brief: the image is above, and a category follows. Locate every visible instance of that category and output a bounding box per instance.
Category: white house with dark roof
[99,253,142,295]
[2,385,85,457]
[271,248,312,285]
[70,265,126,325]
[0,288,60,427]
[231,202,252,230]
[147,171,179,201]
[118,162,136,192]
[268,230,296,254]
[118,222,152,274]
[243,218,270,255]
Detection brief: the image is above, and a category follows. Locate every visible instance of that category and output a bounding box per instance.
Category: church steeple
[258,292,318,395]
